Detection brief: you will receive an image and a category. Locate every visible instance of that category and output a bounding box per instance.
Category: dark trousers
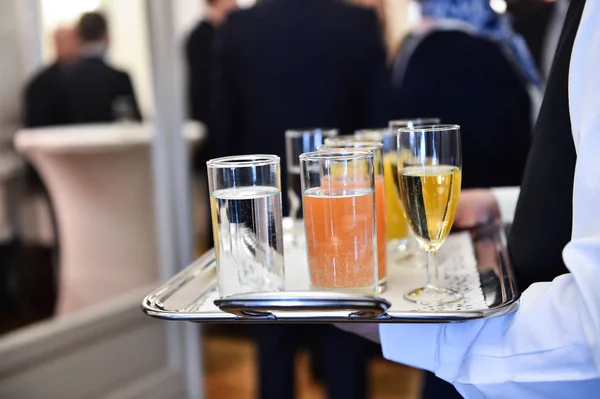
[254,325,371,399]
[422,371,463,399]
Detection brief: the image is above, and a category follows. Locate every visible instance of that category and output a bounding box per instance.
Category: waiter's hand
[454,189,501,228]
[334,323,380,344]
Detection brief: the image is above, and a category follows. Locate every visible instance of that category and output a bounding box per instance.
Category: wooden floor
[203,331,423,399]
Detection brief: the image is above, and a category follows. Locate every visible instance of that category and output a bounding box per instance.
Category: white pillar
[146,1,203,398]
[103,0,154,118]
[14,0,44,75]
[0,0,43,142]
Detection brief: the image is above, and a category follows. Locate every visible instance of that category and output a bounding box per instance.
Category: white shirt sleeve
[379,3,600,398]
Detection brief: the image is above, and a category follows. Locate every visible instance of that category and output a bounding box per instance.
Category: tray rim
[142,223,520,323]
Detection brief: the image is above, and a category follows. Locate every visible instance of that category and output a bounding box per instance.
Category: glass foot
[404,285,462,305]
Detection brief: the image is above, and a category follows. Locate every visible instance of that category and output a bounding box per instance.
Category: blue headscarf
[418,0,543,88]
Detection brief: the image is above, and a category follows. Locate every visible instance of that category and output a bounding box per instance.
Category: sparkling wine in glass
[398,124,463,304]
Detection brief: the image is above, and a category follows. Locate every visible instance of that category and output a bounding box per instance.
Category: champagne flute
[388,119,440,260]
[398,125,463,304]
[355,128,413,263]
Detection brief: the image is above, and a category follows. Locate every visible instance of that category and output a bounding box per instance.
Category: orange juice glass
[319,139,387,292]
[299,150,377,295]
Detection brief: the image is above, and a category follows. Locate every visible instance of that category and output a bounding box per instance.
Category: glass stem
[426,250,439,288]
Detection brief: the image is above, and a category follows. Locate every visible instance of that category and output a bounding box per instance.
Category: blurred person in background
[352,0,388,53]
[352,0,386,24]
[24,27,80,128]
[185,0,237,251]
[512,0,570,79]
[186,0,237,126]
[63,12,141,123]
[389,0,541,397]
[390,0,540,191]
[210,0,388,398]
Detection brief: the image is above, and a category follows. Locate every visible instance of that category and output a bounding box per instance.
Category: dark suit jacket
[186,20,216,124]
[511,1,557,74]
[210,0,388,165]
[63,56,142,123]
[24,63,69,127]
[390,31,532,189]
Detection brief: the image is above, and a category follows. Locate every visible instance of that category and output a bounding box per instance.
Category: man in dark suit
[211,0,388,208]
[186,0,236,125]
[24,27,81,128]
[211,1,388,398]
[185,0,236,209]
[64,12,141,123]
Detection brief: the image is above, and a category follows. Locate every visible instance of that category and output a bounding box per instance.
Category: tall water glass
[300,150,378,295]
[207,155,285,297]
[398,125,462,304]
[319,138,387,292]
[285,129,338,241]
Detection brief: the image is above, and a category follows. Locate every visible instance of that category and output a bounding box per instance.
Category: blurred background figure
[64,12,141,124]
[24,27,80,128]
[353,0,386,25]
[511,0,570,79]
[186,0,237,126]
[210,0,388,398]
[390,0,539,190]
[185,0,237,252]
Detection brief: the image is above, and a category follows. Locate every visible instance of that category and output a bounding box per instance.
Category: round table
[15,122,204,315]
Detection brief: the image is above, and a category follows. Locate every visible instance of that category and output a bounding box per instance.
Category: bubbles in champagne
[399,165,462,251]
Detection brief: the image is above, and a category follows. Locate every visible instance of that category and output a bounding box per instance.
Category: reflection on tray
[142,223,519,323]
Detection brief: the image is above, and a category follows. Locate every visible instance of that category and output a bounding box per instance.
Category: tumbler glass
[207,155,285,297]
[319,138,388,292]
[300,149,377,295]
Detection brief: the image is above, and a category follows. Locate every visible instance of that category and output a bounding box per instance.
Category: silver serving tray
[142,223,519,323]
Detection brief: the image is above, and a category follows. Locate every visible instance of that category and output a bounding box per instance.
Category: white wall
[102,0,154,118]
[0,0,42,144]
[173,0,205,45]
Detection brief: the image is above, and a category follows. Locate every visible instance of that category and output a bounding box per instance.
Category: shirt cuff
[491,186,520,224]
[379,323,441,372]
